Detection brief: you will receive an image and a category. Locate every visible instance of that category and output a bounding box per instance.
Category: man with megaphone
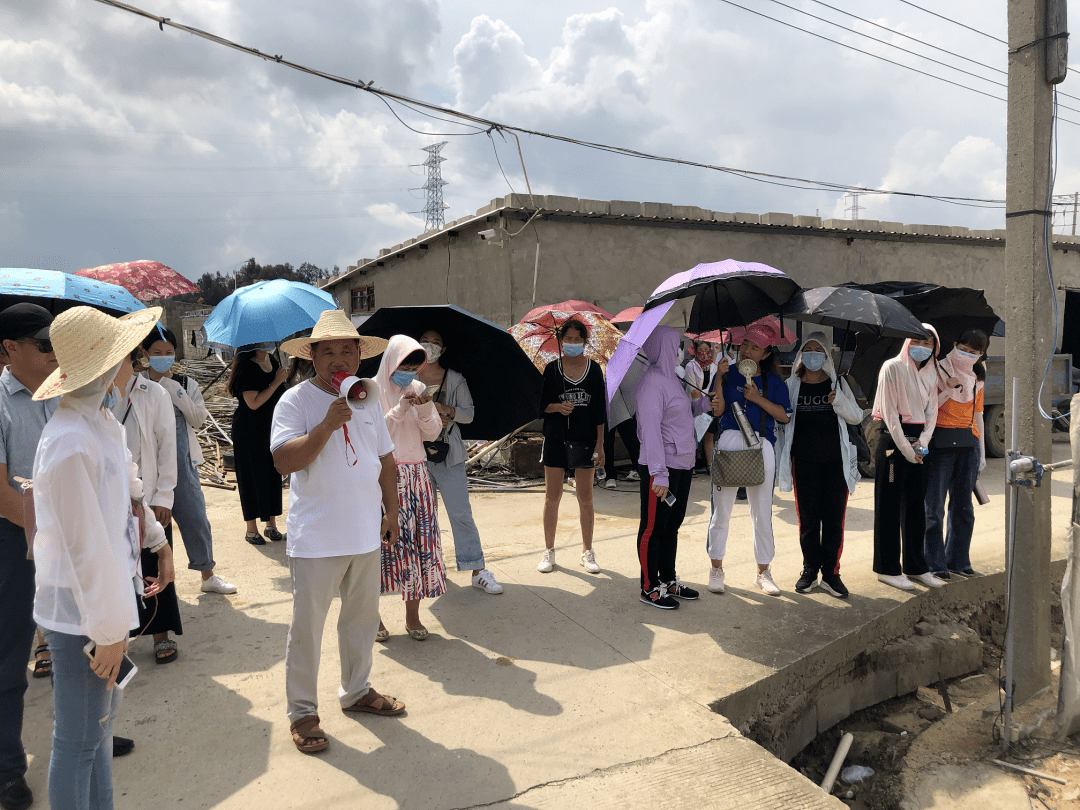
[270,310,406,755]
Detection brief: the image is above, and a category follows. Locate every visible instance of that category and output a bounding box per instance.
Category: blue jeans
[426,460,485,571]
[0,519,35,783]
[172,412,214,571]
[44,630,123,810]
[923,446,979,574]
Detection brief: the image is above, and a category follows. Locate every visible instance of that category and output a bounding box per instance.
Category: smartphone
[83,640,138,689]
[663,492,677,507]
[424,384,441,400]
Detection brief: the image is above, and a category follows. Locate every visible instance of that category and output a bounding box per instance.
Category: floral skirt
[380,461,447,600]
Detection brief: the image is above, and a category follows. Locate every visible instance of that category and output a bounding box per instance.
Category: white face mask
[421,342,443,363]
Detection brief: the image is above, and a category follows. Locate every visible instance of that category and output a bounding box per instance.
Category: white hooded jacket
[776,332,864,494]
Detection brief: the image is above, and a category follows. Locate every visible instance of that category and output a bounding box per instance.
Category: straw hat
[280,309,388,360]
[33,305,163,401]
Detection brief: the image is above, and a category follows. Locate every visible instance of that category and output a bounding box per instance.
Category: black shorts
[541,438,595,470]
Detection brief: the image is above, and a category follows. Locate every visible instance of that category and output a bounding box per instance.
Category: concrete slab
[18,445,1071,809]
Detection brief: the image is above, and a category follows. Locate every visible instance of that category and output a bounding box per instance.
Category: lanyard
[342,423,358,466]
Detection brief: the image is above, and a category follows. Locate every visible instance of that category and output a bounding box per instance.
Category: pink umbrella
[721,315,796,348]
[611,305,643,325]
[522,300,614,323]
[76,260,198,303]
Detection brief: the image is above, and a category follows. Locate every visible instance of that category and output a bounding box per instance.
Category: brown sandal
[290,715,329,753]
[342,688,406,716]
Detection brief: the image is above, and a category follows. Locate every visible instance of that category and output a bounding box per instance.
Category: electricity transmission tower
[419,142,448,231]
[845,191,862,220]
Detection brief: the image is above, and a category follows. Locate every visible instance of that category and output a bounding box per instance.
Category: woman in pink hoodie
[376,335,447,640]
[871,324,947,591]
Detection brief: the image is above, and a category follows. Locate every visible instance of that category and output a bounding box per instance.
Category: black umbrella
[355,304,543,440]
[642,259,802,333]
[781,286,929,340]
[842,282,1001,401]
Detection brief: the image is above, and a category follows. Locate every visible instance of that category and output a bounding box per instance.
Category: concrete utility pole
[1005,0,1067,705]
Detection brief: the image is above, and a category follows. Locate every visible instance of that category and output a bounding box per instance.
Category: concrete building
[323,194,1080,332]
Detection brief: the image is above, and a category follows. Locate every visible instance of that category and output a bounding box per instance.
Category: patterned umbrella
[510,309,622,372]
[0,268,145,315]
[780,286,929,340]
[75,260,198,302]
[521,300,615,323]
[643,259,801,333]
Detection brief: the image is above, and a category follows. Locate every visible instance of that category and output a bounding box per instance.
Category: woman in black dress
[228,348,288,544]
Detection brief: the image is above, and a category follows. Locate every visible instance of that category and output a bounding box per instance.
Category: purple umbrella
[606,301,675,426]
[643,259,801,334]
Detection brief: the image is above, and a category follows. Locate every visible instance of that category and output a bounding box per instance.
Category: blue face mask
[148,355,175,374]
[563,342,585,357]
[953,347,980,360]
[102,386,118,410]
[391,369,417,388]
[909,345,933,363]
[801,351,827,372]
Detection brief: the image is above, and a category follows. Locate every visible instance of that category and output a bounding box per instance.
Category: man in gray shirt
[0,304,57,810]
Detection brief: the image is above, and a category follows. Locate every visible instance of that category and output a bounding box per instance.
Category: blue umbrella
[0,268,145,314]
[200,279,338,352]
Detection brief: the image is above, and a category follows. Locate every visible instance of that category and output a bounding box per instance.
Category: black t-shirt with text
[539,359,607,444]
[792,379,841,463]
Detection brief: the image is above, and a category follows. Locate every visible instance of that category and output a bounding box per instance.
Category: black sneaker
[934,570,951,580]
[640,586,679,609]
[951,568,981,578]
[819,573,849,599]
[666,579,699,600]
[795,570,818,594]
[0,776,32,810]
[736,487,748,501]
[113,735,135,757]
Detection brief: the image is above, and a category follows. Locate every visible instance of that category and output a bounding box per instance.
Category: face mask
[102,386,118,410]
[563,342,585,357]
[801,351,827,372]
[953,347,980,361]
[909,345,933,363]
[391,369,417,388]
[420,342,442,363]
[148,355,175,374]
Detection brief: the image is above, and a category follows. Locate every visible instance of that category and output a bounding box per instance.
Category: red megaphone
[330,372,379,410]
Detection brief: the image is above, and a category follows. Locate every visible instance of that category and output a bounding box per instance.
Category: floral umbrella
[510,309,622,372]
[521,300,615,323]
[75,260,198,302]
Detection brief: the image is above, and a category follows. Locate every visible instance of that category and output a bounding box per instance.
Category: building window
[351,285,375,312]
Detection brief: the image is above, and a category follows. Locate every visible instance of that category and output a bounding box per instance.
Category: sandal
[376,628,390,642]
[342,688,406,716]
[154,638,178,665]
[407,627,428,641]
[245,532,265,546]
[290,715,329,753]
[33,644,51,679]
[264,527,285,542]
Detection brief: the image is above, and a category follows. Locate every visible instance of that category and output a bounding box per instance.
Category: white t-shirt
[270,380,394,558]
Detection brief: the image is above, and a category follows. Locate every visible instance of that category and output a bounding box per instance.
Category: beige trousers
[285,551,380,723]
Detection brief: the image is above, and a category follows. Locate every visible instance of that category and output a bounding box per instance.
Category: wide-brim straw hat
[280,309,388,360]
[33,305,163,401]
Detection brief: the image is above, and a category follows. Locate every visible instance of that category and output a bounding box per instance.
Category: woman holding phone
[31,306,172,810]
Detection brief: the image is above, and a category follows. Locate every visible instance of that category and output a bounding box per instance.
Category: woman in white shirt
[32,305,171,810]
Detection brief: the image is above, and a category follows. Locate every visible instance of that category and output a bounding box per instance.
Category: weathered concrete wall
[325,196,1080,330]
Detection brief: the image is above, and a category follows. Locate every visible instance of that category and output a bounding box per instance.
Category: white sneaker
[878,574,915,591]
[604,478,617,490]
[756,568,781,596]
[471,569,504,594]
[625,470,640,482]
[912,572,946,588]
[200,574,237,594]
[580,549,600,573]
[537,548,555,573]
[708,566,726,594]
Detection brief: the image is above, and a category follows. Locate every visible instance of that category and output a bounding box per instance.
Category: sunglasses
[14,338,54,354]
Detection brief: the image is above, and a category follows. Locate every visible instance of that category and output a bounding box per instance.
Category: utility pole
[419,142,449,232]
[1073,191,1077,235]
[1004,0,1067,708]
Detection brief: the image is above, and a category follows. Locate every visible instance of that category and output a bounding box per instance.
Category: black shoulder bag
[929,388,979,450]
[561,360,596,470]
[422,371,452,464]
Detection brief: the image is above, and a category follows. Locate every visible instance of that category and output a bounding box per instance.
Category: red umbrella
[510,309,622,372]
[522,300,614,323]
[611,305,643,325]
[76,260,198,303]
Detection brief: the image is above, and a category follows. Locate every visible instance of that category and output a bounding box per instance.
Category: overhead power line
[894,0,1007,44]
[87,0,1013,208]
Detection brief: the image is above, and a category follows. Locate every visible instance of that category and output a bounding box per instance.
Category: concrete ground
[19,442,1074,809]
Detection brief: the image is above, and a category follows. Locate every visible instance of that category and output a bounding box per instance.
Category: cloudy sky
[3,0,1079,282]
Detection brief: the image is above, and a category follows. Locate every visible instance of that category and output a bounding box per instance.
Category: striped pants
[636,466,694,591]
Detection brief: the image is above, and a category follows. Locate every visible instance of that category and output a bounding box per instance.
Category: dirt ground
[791,607,1079,810]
